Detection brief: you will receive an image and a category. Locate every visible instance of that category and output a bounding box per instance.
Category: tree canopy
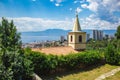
[115,25,120,39]
[0,18,33,80]
[0,17,21,52]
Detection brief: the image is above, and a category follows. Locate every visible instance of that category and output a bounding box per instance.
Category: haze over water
[21,29,116,43]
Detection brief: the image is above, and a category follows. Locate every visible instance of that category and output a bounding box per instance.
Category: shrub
[81,50,102,65]
[105,40,120,65]
[0,64,13,80]
[25,49,103,76]
[0,18,33,80]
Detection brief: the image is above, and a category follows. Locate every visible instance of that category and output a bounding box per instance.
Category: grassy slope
[104,71,120,80]
[57,64,119,80]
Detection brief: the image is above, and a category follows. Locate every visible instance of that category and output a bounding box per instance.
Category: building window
[79,35,82,42]
[71,35,73,42]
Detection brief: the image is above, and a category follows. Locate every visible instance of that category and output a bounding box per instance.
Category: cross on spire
[75,10,78,17]
[72,12,81,32]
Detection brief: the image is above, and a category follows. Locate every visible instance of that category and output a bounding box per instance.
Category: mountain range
[21,29,116,36]
[21,29,116,43]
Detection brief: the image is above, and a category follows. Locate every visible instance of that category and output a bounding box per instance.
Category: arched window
[79,35,82,42]
[71,35,73,42]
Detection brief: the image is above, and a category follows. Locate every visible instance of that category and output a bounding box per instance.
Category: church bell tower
[68,14,86,50]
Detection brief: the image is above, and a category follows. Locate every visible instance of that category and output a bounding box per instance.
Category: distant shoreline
[21,29,116,43]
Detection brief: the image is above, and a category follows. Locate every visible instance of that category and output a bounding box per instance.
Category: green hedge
[24,40,120,76]
[25,49,103,75]
[105,40,120,65]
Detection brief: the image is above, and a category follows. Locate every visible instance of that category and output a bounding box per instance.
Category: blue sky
[0,0,120,32]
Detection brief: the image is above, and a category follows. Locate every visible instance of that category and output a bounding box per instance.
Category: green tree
[0,18,33,80]
[0,17,21,51]
[0,63,13,80]
[0,17,22,68]
[115,25,120,39]
[105,40,120,65]
[11,50,33,80]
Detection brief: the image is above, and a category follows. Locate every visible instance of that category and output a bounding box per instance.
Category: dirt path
[32,46,79,55]
[95,67,120,80]
[33,73,42,80]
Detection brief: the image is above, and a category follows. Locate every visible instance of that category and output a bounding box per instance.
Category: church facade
[68,14,86,50]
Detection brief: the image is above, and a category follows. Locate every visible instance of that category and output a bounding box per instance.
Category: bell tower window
[79,35,82,42]
[71,35,73,42]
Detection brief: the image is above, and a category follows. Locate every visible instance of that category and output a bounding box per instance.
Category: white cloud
[85,0,120,13]
[0,16,119,32]
[80,14,120,30]
[74,0,85,4]
[80,0,86,3]
[81,4,88,8]
[69,8,72,11]
[74,1,78,4]
[56,0,63,3]
[76,7,82,13]
[50,0,64,6]
[50,0,54,2]
[55,3,60,6]
[102,0,120,12]
[82,0,99,11]
[0,17,73,32]
[32,0,36,2]
[81,0,120,23]
[87,1,98,12]
[81,0,100,12]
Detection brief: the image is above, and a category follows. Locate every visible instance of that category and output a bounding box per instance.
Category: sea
[21,29,116,43]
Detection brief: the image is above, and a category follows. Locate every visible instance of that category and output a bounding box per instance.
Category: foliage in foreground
[105,40,120,65]
[25,49,103,75]
[57,64,118,80]
[0,18,33,80]
[25,39,120,76]
[115,25,120,39]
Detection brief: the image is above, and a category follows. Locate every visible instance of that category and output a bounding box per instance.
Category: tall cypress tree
[115,25,120,39]
[0,17,21,68]
[0,17,21,52]
[0,18,33,80]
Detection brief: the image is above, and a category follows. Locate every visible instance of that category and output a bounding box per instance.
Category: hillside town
[0,0,120,80]
[22,30,115,48]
